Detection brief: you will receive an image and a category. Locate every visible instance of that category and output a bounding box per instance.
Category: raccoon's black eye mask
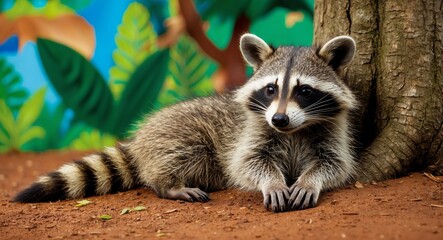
[296,85,313,98]
[292,85,341,117]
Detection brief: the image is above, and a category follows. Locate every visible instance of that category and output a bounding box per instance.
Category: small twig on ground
[423,172,442,183]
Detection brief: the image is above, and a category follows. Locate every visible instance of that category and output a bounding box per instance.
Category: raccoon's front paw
[288,182,320,210]
[165,187,210,202]
[262,185,290,212]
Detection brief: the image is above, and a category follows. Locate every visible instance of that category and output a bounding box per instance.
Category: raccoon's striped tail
[13,143,140,203]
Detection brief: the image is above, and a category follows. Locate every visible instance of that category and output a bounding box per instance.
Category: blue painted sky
[0,0,132,105]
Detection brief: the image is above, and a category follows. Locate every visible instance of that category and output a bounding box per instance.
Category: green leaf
[60,123,88,149]
[75,199,92,207]
[8,89,27,99]
[17,126,45,147]
[0,90,47,152]
[37,38,116,134]
[132,206,146,212]
[0,58,28,112]
[109,2,158,99]
[120,208,131,215]
[0,100,15,139]
[157,37,215,106]
[16,87,46,134]
[0,128,9,145]
[0,145,8,153]
[113,48,170,137]
[98,214,112,221]
[69,128,116,151]
[23,103,66,151]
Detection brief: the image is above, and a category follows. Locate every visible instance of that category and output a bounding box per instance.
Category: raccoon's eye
[299,86,313,97]
[265,84,276,97]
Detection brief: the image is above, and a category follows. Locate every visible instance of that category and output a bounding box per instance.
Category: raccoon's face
[236,34,357,133]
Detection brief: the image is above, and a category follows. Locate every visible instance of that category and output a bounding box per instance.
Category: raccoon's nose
[271,113,289,128]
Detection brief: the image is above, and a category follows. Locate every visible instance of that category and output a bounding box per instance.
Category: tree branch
[178,0,225,64]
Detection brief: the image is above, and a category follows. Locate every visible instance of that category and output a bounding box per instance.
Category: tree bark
[314,0,443,181]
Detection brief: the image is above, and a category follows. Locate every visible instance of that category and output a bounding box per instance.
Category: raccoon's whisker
[303,95,332,111]
[248,96,268,112]
[250,96,268,108]
[248,103,267,112]
[305,100,340,115]
[304,97,338,113]
[306,107,340,115]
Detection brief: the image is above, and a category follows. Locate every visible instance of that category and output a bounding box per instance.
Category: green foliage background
[0,0,313,153]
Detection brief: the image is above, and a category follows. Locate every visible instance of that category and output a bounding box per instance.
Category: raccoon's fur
[14,34,358,212]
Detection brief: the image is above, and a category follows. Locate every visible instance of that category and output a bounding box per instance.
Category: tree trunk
[314,0,443,181]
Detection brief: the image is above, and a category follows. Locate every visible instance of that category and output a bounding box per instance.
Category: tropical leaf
[0,100,15,149]
[37,38,116,134]
[0,99,15,135]
[60,122,89,149]
[70,128,116,151]
[16,86,46,134]
[0,122,9,145]
[157,36,215,106]
[113,48,170,137]
[0,87,47,153]
[22,103,67,151]
[0,58,28,112]
[17,126,45,147]
[109,2,158,99]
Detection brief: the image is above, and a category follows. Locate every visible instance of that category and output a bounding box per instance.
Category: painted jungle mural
[0,0,313,153]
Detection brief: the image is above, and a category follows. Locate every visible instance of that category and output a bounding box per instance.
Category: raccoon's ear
[318,36,356,71]
[240,34,274,70]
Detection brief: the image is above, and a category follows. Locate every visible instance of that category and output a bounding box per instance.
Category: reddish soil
[0,151,442,240]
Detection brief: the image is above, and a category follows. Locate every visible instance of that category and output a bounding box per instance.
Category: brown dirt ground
[0,151,442,240]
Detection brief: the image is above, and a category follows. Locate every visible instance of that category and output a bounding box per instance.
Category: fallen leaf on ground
[156,229,170,237]
[120,208,131,215]
[98,214,112,220]
[354,181,364,189]
[75,200,92,207]
[133,206,146,212]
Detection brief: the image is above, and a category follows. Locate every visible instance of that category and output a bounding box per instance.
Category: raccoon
[14,34,357,212]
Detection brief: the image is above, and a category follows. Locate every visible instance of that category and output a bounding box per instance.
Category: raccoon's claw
[288,184,320,210]
[262,186,290,212]
[165,187,210,202]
